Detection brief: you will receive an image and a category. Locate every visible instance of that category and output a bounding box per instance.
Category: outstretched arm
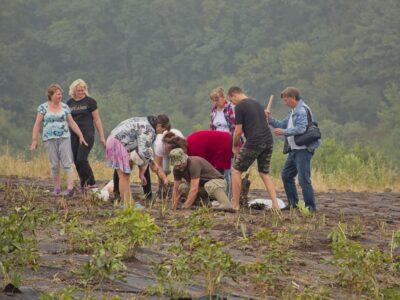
[171,180,182,210]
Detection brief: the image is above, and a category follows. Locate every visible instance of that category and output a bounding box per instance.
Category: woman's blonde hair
[47,83,63,101]
[69,78,89,99]
[210,86,225,101]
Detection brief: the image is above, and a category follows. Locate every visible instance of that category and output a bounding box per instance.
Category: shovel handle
[265,95,274,113]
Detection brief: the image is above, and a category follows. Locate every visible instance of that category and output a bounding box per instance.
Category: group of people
[31,80,105,196]
[31,81,320,212]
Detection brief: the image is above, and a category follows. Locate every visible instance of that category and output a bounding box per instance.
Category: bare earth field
[0,175,399,299]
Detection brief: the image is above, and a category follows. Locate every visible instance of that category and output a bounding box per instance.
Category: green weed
[74,245,127,287]
[0,205,52,288]
[329,223,389,296]
[105,207,160,257]
[61,217,100,253]
[172,206,214,234]
[297,200,313,217]
[282,282,331,299]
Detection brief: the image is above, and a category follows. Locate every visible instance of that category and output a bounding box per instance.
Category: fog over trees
[1,0,399,163]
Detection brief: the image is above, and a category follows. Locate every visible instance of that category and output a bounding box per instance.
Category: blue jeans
[281,149,316,211]
[224,169,231,198]
[218,168,231,198]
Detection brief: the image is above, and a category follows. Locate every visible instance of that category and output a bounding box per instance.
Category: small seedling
[297,200,313,217]
[377,220,386,235]
[74,245,127,287]
[18,184,40,205]
[349,216,364,238]
[271,208,283,227]
[2,180,14,201]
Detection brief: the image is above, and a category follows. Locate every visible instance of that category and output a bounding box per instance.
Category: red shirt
[186,130,232,170]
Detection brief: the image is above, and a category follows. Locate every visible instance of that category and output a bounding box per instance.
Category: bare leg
[117,169,131,205]
[259,172,279,209]
[66,172,74,190]
[231,168,242,210]
[53,175,61,190]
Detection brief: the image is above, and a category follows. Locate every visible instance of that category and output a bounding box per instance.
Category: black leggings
[71,132,95,187]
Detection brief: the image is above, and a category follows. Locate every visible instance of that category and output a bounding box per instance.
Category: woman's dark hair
[162,132,188,153]
[156,114,171,131]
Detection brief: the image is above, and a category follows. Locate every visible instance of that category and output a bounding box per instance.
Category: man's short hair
[281,87,300,100]
[228,86,243,97]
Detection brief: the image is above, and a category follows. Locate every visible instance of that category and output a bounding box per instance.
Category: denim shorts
[233,143,273,174]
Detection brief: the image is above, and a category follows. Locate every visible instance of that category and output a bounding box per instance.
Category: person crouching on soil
[170,148,233,211]
[106,115,170,204]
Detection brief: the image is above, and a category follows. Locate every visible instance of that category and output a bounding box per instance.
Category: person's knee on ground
[178,182,190,197]
[205,179,232,209]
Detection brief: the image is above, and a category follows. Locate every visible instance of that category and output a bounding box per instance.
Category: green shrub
[105,207,160,256]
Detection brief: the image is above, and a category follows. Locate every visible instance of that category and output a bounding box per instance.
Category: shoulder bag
[294,107,321,146]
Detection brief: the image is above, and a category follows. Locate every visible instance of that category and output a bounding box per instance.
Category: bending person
[162,130,232,182]
[106,115,170,203]
[170,148,233,211]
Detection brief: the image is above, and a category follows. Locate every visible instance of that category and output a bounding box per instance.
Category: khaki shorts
[233,143,273,174]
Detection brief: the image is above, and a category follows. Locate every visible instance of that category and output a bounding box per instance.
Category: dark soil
[0,175,399,299]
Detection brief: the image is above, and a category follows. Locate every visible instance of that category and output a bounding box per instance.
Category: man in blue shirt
[268,87,320,212]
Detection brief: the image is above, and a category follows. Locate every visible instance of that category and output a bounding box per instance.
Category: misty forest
[1,0,399,166]
[1,1,400,299]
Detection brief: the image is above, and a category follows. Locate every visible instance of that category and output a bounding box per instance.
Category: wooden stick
[265,95,274,113]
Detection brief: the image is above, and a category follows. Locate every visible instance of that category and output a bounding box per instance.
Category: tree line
[0,0,399,164]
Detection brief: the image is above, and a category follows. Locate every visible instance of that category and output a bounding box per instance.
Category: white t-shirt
[213,111,230,132]
[154,129,184,158]
[287,111,306,150]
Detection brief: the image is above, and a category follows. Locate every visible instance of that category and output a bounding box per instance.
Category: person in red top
[162,130,232,172]
[186,130,231,171]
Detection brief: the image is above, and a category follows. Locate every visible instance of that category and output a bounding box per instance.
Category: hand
[30,141,37,150]
[139,174,147,186]
[79,136,89,146]
[100,136,106,148]
[171,201,178,210]
[265,110,270,121]
[182,200,192,209]
[232,146,239,158]
[274,128,284,136]
[162,176,169,186]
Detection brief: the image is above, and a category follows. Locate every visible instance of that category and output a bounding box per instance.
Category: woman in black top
[67,79,106,191]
